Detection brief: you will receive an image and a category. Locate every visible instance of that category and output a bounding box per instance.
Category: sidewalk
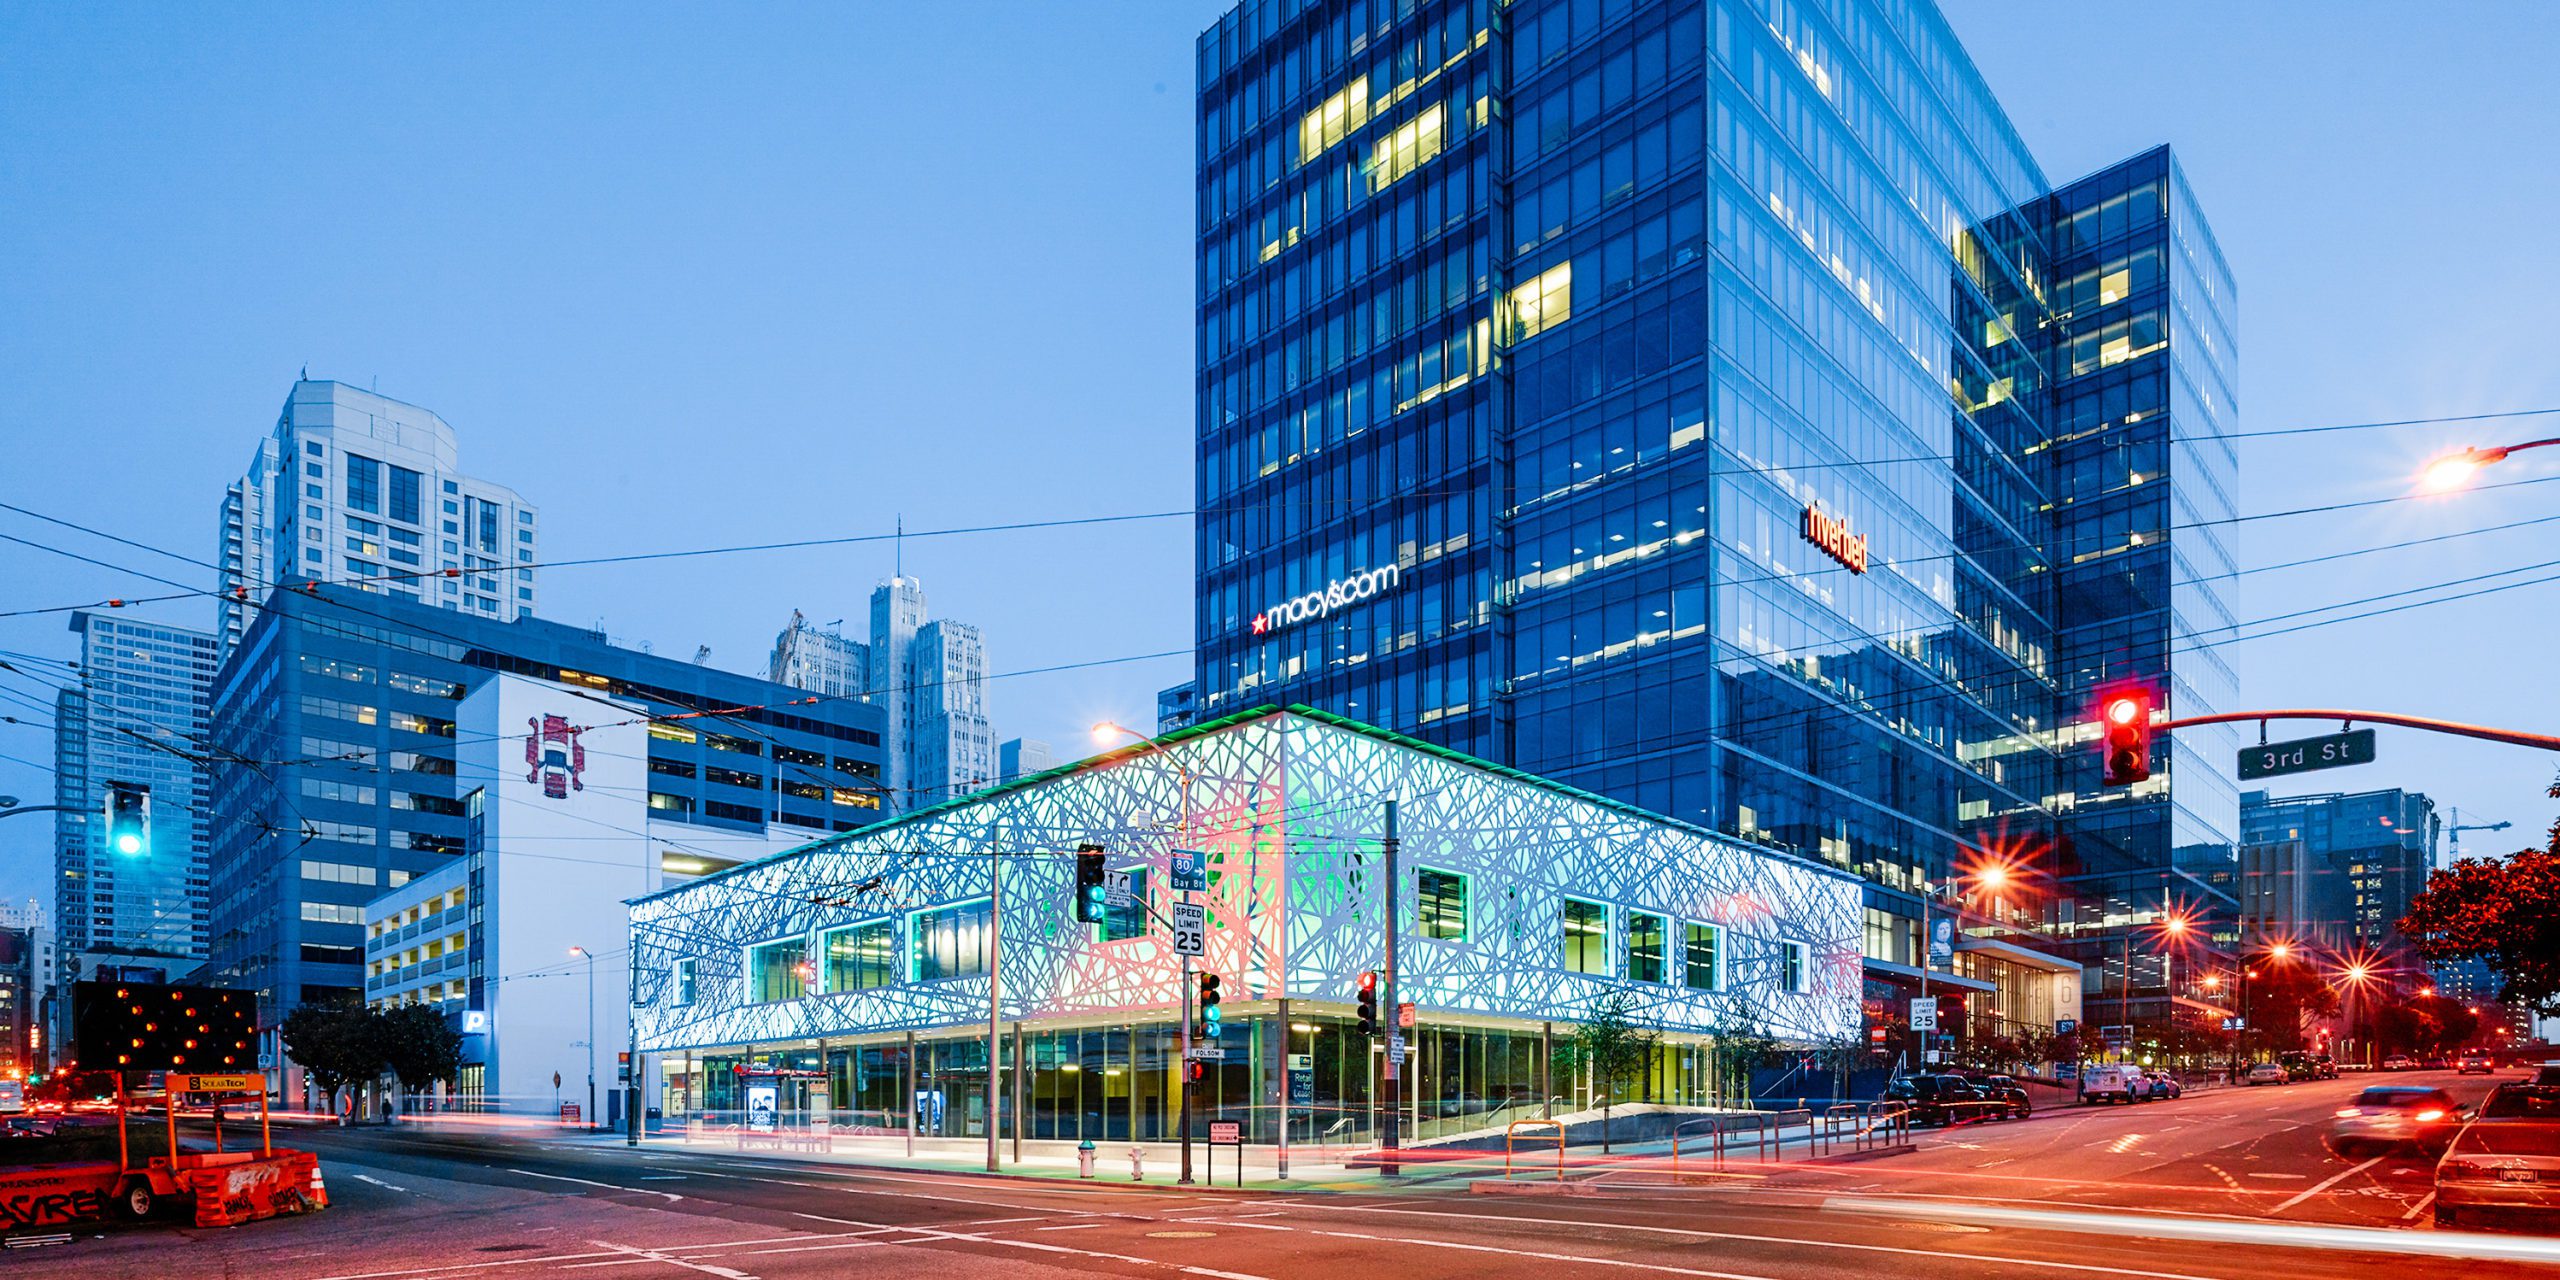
[559,1125,1473,1193]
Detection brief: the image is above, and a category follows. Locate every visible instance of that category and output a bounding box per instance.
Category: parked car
[2311,1053,2340,1080]
[2457,1054,2496,1075]
[2382,1055,2417,1071]
[2081,1065,2148,1105]
[1886,1074,2014,1127]
[1974,1074,2034,1120]
[2531,1063,2560,1087]
[2434,1083,2560,1228]
[2141,1072,2184,1101]
[2246,1062,2289,1086]
[2331,1085,2466,1157]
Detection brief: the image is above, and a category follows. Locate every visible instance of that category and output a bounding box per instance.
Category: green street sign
[2237,729,2377,780]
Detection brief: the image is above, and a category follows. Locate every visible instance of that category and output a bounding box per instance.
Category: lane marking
[1821,1195,2560,1265]
[742,1241,888,1256]
[507,1168,684,1202]
[2270,1156,2382,1214]
[1286,1199,2230,1280]
[352,1173,411,1193]
[2402,1192,2437,1222]
[1303,1227,1781,1279]
[308,1251,629,1280]
[586,1241,755,1280]
[673,1230,888,1253]
[1034,1223,1109,1231]
[788,1211,1271,1280]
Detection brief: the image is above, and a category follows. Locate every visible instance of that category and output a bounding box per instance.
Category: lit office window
[912,899,992,981]
[1367,103,1443,192]
[749,937,809,1003]
[1781,940,1808,993]
[823,921,896,992]
[1685,922,1721,991]
[1627,910,1667,982]
[1510,262,1572,341]
[1561,898,1608,975]
[1417,868,1467,940]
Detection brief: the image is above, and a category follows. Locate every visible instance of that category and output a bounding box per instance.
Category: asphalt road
[8,1087,2554,1280]
[1753,1067,2516,1230]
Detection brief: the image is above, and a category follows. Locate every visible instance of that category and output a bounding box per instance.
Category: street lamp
[569,946,596,1128]
[2420,437,2560,492]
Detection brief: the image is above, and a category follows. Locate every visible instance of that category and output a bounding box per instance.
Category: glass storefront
[659,1009,1731,1146]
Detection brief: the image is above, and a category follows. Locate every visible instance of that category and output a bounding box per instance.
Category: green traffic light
[115,832,143,855]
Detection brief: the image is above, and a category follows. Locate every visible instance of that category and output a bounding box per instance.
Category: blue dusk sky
[2,2,2555,920]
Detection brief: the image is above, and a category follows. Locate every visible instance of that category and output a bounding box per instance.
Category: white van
[2080,1065,2145,1105]
[0,1079,22,1114]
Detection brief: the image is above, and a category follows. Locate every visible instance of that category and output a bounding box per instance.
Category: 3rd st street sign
[2238,728,2377,780]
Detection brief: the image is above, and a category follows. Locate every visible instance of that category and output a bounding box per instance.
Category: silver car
[2330,1085,2463,1157]
[2434,1084,2560,1228]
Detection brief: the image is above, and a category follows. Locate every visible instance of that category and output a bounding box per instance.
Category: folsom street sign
[1250,563,1402,635]
[1802,504,1869,574]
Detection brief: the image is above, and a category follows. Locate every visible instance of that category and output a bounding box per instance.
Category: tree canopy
[2401,782,2560,1018]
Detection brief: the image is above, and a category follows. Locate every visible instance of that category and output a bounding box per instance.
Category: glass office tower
[1194,0,2237,1045]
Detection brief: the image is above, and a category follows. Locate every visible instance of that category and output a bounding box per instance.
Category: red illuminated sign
[1802,504,1869,574]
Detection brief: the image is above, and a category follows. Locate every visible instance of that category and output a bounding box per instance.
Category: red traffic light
[2098,688,2153,786]
[1357,970,1376,994]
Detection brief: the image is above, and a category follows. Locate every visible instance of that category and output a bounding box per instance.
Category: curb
[1468,1179,1598,1197]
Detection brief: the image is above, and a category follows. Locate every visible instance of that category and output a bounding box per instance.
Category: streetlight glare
[2420,449,2489,492]
[1092,720,1133,745]
[568,945,587,958]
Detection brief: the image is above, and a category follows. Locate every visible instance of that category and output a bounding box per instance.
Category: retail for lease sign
[1801,504,1869,574]
[1250,564,1401,635]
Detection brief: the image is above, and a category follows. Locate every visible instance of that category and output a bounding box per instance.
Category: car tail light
[2415,1110,2446,1122]
[2335,1108,2361,1118]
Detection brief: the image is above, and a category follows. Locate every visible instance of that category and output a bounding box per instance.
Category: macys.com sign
[1250,564,1402,635]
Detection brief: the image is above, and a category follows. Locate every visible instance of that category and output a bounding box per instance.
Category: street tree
[376,1004,466,1101]
[2401,784,2560,1018]
[1551,989,1659,1153]
[279,1001,384,1114]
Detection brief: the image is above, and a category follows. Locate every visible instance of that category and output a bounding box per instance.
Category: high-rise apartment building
[1193,0,2236,1045]
[862,577,994,808]
[220,380,538,656]
[53,611,217,970]
[203,586,888,1023]
[769,610,869,700]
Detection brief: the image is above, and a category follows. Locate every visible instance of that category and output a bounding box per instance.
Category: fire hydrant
[1129,1145,1146,1182]
[1077,1139,1097,1179]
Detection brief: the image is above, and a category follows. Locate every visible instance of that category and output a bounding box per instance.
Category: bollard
[1129,1145,1146,1181]
[1078,1139,1097,1179]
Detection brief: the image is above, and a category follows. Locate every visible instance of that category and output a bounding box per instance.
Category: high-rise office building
[769,610,869,700]
[220,379,539,656]
[53,611,217,973]
[997,737,1055,783]
[203,586,888,1027]
[864,577,994,808]
[1193,0,2235,1044]
[2239,788,2438,966]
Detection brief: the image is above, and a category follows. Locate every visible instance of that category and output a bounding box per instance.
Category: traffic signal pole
[2149,708,2560,752]
[1381,799,1400,1177]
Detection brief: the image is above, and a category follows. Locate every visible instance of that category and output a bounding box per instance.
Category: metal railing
[1504,1118,1566,1180]
[1670,1106,1814,1172]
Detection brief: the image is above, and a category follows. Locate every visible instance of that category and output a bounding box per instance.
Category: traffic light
[1199,971,1222,1039]
[1072,844,1107,923]
[2098,689,2152,786]
[104,781,150,856]
[1186,1060,1208,1084]
[1356,970,1380,1037]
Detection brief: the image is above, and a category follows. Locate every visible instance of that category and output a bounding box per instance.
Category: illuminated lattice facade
[630,707,1861,1053]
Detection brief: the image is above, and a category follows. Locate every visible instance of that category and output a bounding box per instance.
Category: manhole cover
[1146,1230,1218,1239]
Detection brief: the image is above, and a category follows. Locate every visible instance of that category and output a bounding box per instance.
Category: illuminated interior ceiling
[630,707,1863,1052]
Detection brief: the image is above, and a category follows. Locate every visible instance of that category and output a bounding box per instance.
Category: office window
[648,792,694,815]
[822,920,896,992]
[1684,922,1721,991]
[305,441,324,456]
[388,465,423,524]
[913,899,992,981]
[672,959,695,1006]
[346,455,382,514]
[1510,262,1573,341]
[1562,898,1609,975]
[749,937,810,1002]
[1781,940,1808,993]
[1417,867,1467,940]
[1627,910,1667,982]
[1102,868,1150,942]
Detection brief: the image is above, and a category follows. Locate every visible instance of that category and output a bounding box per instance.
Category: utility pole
[1917,892,1931,1074]
[626,958,641,1147]
[987,857,1001,1173]
[1177,765,1196,1186]
[1381,799,1401,1177]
